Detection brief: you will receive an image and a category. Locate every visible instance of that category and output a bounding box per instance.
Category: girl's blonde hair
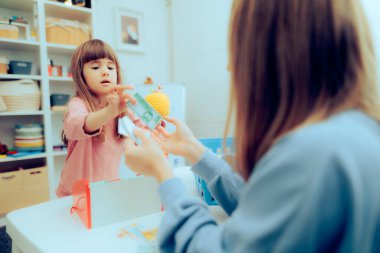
[63,39,124,143]
[226,0,380,179]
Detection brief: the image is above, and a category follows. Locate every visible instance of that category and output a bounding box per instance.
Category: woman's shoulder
[256,111,378,167]
[248,110,380,228]
[258,110,380,176]
[247,111,380,222]
[278,110,378,151]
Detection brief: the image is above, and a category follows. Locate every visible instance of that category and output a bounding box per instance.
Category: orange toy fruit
[145,88,170,117]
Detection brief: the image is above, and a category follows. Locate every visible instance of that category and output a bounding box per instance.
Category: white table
[6,167,228,253]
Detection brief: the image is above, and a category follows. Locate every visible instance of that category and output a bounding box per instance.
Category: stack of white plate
[0,79,41,111]
[14,124,44,151]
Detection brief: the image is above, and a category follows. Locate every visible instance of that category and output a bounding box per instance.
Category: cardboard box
[0,166,49,215]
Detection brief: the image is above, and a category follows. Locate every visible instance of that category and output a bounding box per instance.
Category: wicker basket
[0,23,19,39]
[0,79,41,111]
[46,17,90,46]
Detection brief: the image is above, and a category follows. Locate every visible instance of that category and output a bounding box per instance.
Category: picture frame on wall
[115,8,145,53]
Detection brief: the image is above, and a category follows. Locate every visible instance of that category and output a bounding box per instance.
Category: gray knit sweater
[158,110,380,253]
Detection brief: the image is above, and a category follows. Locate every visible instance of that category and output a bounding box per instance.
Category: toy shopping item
[126,93,163,130]
[118,115,140,145]
[71,176,162,229]
[145,86,170,121]
[0,56,8,74]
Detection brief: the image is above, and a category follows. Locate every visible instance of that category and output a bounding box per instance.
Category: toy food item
[145,87,170,117]
[145,88,170,157]
[144,76,153,85]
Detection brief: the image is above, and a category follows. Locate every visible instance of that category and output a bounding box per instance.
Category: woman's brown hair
[226,0,380,179]
[62,39,124,144]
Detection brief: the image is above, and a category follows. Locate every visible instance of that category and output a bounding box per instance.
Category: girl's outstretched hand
[153,117,206,164]
[106,84,136,117]
[125,128,173,183]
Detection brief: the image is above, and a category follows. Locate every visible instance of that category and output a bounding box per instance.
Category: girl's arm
[84,85,135,133]
[83,106,117,134]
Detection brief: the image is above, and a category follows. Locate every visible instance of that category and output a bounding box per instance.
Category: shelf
[0,0,35,12]
[51,110,65,115]
[44,1,92,23]
[0,0,94,206]
[49,76,73,82]
[0,38,39,51]
[53,150,67,157]
[0,20,30,29]
[0,111,44,116]
[47,43,76,55]
[0,152,47,164]
[0,74,42,80]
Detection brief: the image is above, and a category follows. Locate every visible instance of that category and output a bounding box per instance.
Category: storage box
[50,94,70,106]
[8,60,32,75]
[46,17,90,46]
[0,166,49,215]
[0,23,19,39]
[195,138,235,205]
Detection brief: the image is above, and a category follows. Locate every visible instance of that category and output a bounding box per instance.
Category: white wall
[169,0,380,139]
[93,0,171,85]
[170,0,233,138]
[361,0,380,92]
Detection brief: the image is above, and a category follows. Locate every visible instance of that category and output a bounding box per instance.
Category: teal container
[195,138,234,205]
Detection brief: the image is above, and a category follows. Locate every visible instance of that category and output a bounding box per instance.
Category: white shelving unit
[0,38,40,51]
[0,0,94,221]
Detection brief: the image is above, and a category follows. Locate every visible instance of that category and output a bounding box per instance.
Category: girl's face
[83,58,117,97]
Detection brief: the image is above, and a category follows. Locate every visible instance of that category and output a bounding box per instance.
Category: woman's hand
[153,117,206,164]
[125,128,173,183]
[106,85,136,117]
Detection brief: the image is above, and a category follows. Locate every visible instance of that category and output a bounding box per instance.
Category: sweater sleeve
[192,150,244,215]
[157,134,348,253]
[64,98,102,140]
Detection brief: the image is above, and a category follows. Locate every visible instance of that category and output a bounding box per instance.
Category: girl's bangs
[81,43,117,64]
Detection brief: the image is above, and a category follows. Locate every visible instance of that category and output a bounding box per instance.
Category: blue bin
[9,60,32,75]
[195,138,234,205]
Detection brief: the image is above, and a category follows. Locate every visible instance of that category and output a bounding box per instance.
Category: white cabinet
[0,0,94,216]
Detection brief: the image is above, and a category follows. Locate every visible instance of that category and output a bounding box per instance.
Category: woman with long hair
[125,0,380,252]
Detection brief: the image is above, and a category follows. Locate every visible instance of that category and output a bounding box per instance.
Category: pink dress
[55,97,124,197]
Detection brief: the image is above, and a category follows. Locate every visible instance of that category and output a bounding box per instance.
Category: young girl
[56,39,139,197]
[125,0,380,252]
